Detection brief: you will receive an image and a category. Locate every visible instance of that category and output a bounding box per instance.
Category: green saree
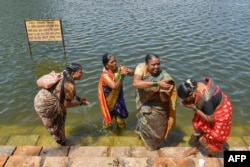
[135,69,177,150]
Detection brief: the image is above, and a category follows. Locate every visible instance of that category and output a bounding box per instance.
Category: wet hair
[102,53,113,67]
[145,53,159,64]
[66,62,82,74]
[63,62,82,79]
[177,79,197,99]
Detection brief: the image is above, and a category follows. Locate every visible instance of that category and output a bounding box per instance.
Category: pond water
[0,0,250,145]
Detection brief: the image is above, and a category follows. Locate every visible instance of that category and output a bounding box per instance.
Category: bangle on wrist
[79,101,83,106]
[193,131,201,136]
[193,106,198,112]
[119,75,124,81]
[152,80,158,87]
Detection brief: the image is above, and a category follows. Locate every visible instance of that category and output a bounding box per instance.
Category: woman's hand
[181,100,215,123]
[76,96,90,105]
[180,100,195,110]
[119,65,134,76]
[119,65,128,75]
[158,80,173,93]
[80,97,90,105]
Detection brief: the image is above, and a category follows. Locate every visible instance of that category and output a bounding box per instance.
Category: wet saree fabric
[134,63,177,150]
[34,75,75,144]
[193,77,232,155]
[98,69,128,124]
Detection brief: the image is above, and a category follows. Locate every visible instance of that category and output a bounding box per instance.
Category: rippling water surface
[0,0,249,144]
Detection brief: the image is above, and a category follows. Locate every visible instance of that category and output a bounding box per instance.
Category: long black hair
[177,79,197,99]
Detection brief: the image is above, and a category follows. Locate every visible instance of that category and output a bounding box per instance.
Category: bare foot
[183,147,199,157]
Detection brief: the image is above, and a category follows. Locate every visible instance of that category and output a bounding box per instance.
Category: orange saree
[98,69,128,124]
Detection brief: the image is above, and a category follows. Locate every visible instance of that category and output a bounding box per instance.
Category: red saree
[193,77,233,154]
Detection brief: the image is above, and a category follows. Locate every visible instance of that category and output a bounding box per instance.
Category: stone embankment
[0,145,225,167]
[0,135,249,167]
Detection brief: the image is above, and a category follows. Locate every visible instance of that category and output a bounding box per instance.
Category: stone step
[1,156,224,167]
[1,135,249,166]
[0,145,228,167]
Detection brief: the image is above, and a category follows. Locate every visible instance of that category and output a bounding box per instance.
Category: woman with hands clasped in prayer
[133,53,177,151]
[98,53,134,129]
[177,78,232,157]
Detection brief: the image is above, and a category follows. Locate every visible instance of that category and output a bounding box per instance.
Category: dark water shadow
[161,126,187,147]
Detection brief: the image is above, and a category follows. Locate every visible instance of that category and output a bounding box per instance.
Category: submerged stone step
[6,135,39,146]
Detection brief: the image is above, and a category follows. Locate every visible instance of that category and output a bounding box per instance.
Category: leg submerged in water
[115,116,126,129]
[102,121,113,129]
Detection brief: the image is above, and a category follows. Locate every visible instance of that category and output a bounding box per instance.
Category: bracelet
[119,75,125,81]
[152,80,158,87]
[193,106,198,112]
[193,132,201,136]
[79,101,83,106]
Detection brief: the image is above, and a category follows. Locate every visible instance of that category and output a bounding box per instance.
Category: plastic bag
[36,71,62,89]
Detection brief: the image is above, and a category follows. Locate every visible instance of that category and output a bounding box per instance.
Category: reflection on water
[0,0,250,145]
